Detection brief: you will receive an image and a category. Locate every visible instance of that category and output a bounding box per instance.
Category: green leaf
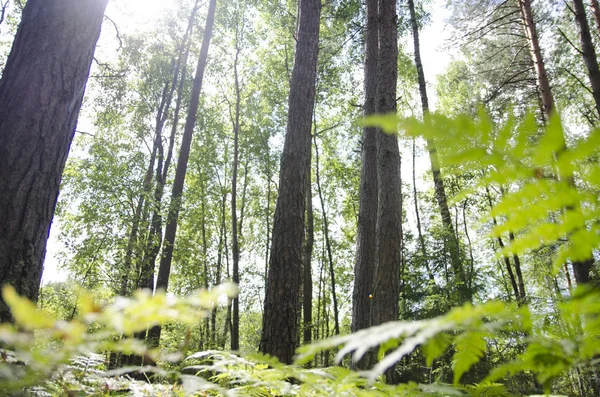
[452,331,487,385]
[422,332,452,367]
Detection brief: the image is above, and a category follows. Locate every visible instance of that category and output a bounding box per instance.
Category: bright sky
[40,0,455,285]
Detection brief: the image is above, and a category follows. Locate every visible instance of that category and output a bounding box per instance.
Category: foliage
[3,110,600,395]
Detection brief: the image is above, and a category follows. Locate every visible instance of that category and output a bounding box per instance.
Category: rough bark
[0,0,108,322]
[351,0,378,337]
[146,0,217,347]
[371,0,402,341]
[259,0,321,364]
[407,0,469,303]
[573,0,600,117]
[303,161,314,344]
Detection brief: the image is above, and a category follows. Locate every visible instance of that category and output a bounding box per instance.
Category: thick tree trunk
[573,0,600,117]
[351,0,378,337]
[371,0,402,342]
[259,0,321,364]
[314,136,340,335]
[146,0,217,347]
[407,0,469,303]
[303,161,314,344]
[0,0,108,322]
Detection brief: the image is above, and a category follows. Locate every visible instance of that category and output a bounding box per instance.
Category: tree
[0,0,108,322]
[146,0,217,346]
[230,5,243,352]
[590,0,600,36]
[407,0,470,303]
[370,0,402,353]
[516,0,596,286]
[572,0,600,117]
[259,0,321,364]
[351,0,378,338]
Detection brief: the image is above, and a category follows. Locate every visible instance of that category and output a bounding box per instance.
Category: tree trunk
[314,136,340,335]
[486,187,520,301]
[259,0,321,364]
[351,0,378,338]
[517,0,555,116]
[136,0,198,296]
[0,0,108,322]
[573,0,600,117]
[211,197,225,348]
[590,0,600,37]
[371,0,402,382]
[230,14,242,352]
[508,231,526,299]
[412,138,434,282]
[146,0,217,347]
[517,0,596,287]
[407,0,469,303]
[303,158,314,344]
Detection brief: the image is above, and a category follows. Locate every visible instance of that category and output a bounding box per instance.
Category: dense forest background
[0,0,599,395]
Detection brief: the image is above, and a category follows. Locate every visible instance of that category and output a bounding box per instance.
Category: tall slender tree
[146,0,218,346]
[572,0,600,117]
[0,0,108,322]
[516,0,596,286]
[230,8,242,352]
[351,0,378,338]
[407,0,470,302]
[516,0,555,116]
[303,167,314,344]
[259,0,321,364]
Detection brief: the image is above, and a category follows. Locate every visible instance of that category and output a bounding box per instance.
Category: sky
[40,0,455,285]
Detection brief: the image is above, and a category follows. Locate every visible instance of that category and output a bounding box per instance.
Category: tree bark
[351,0,378,338]
[573,0,600,117]
[0,0,108,322]
[407,0,470,303]
[371,0,402,342]
[146,0,217,347]
[259,0,321,364]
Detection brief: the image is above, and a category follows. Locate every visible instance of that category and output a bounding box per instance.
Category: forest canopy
[0,0,599,396]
